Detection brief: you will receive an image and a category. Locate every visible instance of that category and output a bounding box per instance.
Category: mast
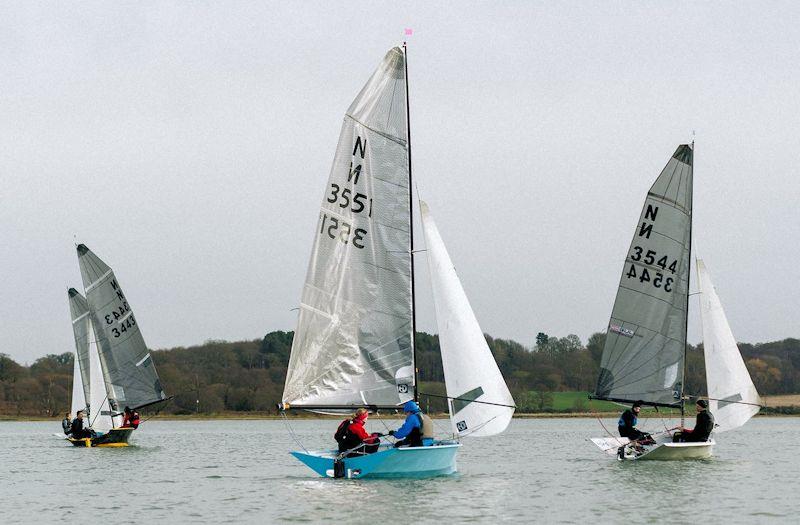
[680,140,694,425]
[403,42,418,403]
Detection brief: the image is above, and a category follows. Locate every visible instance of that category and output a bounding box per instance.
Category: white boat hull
[591,436,714,461]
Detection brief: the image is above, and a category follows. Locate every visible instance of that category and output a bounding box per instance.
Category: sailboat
[589,144,762,460]
[279,46,515,478]
[65,244,168,447]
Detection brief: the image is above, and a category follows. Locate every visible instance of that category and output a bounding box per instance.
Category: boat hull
[291,442,461,479]
[636,441,713,460]
[591,436,714,461]
[67,427,134,447]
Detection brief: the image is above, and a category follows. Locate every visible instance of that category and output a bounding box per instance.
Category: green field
[546,391,617,412]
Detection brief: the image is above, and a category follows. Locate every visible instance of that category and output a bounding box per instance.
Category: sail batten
[282,47,414,408]
[594,145,693,406]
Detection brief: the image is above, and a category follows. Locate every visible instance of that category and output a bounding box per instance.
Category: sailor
[62,412,72,435]
[334,408,381,457]
[121,406,141,429]
[673,399,715,442]
[69,410,93,439]
[389,400,434,447]
[617,400,652,442]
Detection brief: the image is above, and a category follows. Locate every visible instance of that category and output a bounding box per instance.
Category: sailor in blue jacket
[389,400,434,447]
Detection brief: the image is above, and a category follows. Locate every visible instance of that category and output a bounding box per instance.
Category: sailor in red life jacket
[121,406,141,429]
[334,408,382,457]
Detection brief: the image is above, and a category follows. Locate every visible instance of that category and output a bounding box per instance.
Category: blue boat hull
[291,442,461,479]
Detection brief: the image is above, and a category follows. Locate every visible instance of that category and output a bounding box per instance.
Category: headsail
[77,244,166,413]
[68,288,91,412]
[697,259,761,431]
[420,201,514,437]
[87,317,115,431]
[282,47,414,408]
[69,352,87,418]
[594,145,693,407]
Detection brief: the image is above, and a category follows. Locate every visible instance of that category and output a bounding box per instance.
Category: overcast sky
[2,2,798,363]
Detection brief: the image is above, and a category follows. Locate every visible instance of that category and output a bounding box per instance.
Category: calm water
[1,417,797,523]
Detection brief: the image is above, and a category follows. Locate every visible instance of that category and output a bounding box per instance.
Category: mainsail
[76,244,166,413]
[68,288,91,412]
[697,259,761,431]
[420,201,514,437]
[282,47,414,408]
[594,144,693,406]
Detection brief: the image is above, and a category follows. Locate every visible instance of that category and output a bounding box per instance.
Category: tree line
[1,331,797,416]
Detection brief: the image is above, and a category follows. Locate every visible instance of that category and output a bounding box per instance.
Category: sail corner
[76,244,89,256]
[672,144,693,166]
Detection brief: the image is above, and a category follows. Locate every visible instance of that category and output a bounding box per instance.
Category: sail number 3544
[626,246,678,292]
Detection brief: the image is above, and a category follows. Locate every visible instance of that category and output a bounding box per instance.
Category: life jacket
[335,419,363,452]
[130,411,141,429]
[420,413,434,439]
[334,418,352,444]
[404,413,434,446]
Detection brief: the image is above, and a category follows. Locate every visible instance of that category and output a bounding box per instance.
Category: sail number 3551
[319,213,367,249]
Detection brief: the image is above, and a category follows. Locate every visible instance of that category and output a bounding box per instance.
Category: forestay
[77,244,166,414]
[420,201,514,437]
[594,145,693,406]
[697,259,761,431]
[283,47,414,408]
[68,288,91,414]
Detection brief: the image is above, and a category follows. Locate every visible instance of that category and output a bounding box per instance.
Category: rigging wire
[280,412,308,454]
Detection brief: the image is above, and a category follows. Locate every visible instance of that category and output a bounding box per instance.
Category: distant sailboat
[589,145,761,460]
[65,244,168,447]
[279,46,514,478]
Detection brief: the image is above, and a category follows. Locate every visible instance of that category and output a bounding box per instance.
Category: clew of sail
[68,288,91,414]
[77,244,166,414]
[282,47,414,408]
[697,259,761,432]
[594,145,693,406]
[420,201,514,437]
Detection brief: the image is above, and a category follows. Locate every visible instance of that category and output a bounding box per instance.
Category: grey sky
[2,2,798,363]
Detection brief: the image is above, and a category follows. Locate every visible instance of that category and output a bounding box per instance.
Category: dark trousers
[673,431,708,443]
[345,442,380,458]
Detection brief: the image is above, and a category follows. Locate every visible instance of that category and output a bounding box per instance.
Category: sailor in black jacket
[674,399,715,442]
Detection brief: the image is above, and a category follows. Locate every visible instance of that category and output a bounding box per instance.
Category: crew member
[334,408,381,457]
[389,401,434,447]
[62,412,72,435]
[618,400,652,442]
[69,411,93,439]
[121,406,140,429]
[673,399,715,442]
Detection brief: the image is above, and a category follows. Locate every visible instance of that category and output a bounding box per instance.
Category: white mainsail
[420,201,514,437]
[282,47,414,408]
[697,258,761,432]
